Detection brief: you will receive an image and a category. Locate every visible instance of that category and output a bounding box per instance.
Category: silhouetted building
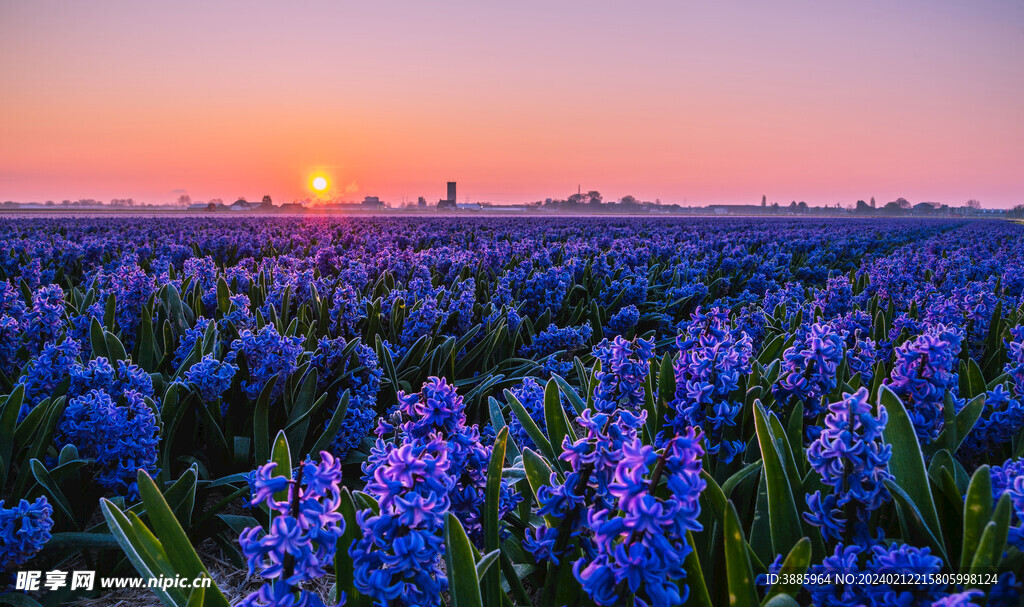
[362,196,385,209]
[447,182,456,203]
[417,196,426,208]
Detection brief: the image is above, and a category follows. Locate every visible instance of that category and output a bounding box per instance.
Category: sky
[1,0,1023,207]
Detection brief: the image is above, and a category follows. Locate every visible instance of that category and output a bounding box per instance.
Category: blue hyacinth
[183,355,238,402]
[238,451,345,607]
[575,429,705,606]
[773,322,845,420]
[884,324,964,445]
[668,308,752,463]
[17,338,82,417]
[55,389,160,497]
[228,325,304,400]
[804,387,892,545]
[353,434,454,606]
[0,497,54,571]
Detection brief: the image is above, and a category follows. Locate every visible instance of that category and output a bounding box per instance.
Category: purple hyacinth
[353,434,454,606]
[773,322,845,420]
[17,338,82,416]
[227,325,304,400]
[238,451,345,607]
[668,307,752,463]
[884,323,964,445]
[592,336,656,415]
[575,430,705,606]
[183,354,238,402]
[803,388,892,545]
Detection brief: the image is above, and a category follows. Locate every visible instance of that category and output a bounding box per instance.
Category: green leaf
[961,466,992,572]
[724,501,759,607]
[682,530,714,607]
[105,330,129,362]
[335,488,369,607]
[100,499,185,607]
[879,385,944,547]
[310,391,350,456]
[29,459,77,527]
[137,472,226,607]
[90,317,109,360]
[968,494,1011,573]
[752,401,803,557]
[444,513,483,607]
[522,448,558,526]
[506,390,555,462]
[884,480,948,563]
[482,427,507,607]
[929,393,985,456]
[270,430,292,506]
[476,550,500,581]
[253,374,279,464]
[763,538,811,603]
[543,378,574,459]
[217,277,231,315]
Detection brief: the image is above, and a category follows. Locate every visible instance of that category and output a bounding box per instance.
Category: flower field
[0,215,1023,607]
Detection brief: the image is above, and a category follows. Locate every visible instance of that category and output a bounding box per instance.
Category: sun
[312,176,328,192]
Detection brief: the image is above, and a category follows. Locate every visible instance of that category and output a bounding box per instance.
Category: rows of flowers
[0,216,1022,606]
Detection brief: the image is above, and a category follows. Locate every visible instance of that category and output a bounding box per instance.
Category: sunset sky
[2,1,1022,207]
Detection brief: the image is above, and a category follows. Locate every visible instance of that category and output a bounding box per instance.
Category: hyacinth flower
[884,323,964,445]
[772,322,845,421]
[0,315,19,377]
[521,322,593,378]
[308,337,383,457]
[0,497,54,571]
[575,430,706,606]
[183,354,238,404]
[352,434,454,606]
[803,388,892,545]
[958,385,1024,464]
[17,338,82,417]
[21,284,67,354]
[172,316,214,368]
[592,336,656,415]
[55,389,159,497]
[668,308,752,463]
[238,451,345,607]
[523,373,650,576]
[371,377,499,539]
[807,542,945,606]
[1007,326,1024,397]
[227,324,304,400]
[991,458,1024,550]
[604,304,640,338]
[68,355,156,402]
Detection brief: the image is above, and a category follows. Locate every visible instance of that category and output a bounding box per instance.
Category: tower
[447,182,456,203]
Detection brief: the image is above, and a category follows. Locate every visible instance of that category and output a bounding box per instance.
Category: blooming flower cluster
[592,336,656,414]
[353,435,454,605]
[0,497,54,571]
[184,354,238,403]
[884,324,964,444]
[773,322,846,420]
[238,451,345,607]
[668,308,752,462]
[575,430,706,606]
[308,337,383,457]
[804,388,892,545]
[228,325,304,400]
[55,389,159,496]
[808,542,945,606]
